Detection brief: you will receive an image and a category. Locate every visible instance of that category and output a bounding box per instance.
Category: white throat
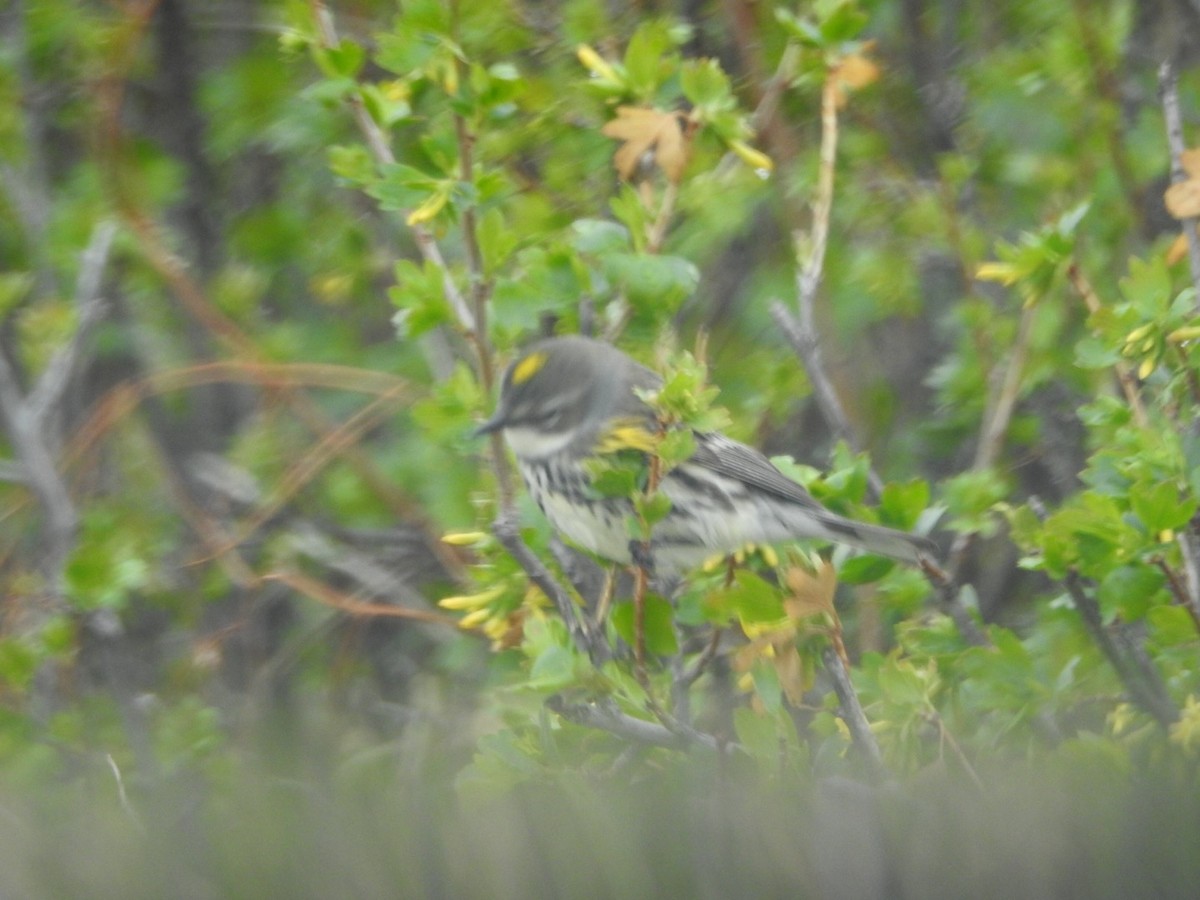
[504,426,576,460]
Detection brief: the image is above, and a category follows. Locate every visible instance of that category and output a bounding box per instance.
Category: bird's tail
[812,513,937,565]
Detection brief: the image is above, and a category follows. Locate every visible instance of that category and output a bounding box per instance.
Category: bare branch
[546,695,721,751]
[771,301,884,498]
[774,68,884,500]
[1063,569,1178,728]
[30,221,116,431]
[0,350,77,593]
[492,511,608,664]
[822,646,889,783]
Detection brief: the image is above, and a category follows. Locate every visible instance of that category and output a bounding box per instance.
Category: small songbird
[476,335,936,576]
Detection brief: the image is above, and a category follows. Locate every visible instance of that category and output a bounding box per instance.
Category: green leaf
[637,492,672,528]
[1119,255,1172,320]
[603,253,699,308]
[656,429,695,469]
[710,570,784,625]
[1130,480,1196,533]
[315,40,365,79]
[1073,336,1122,370]
[623,21,674,98]
[879,479,930,530]
[589,465,639,499]
[838,554,895,584]
[327,145,375,186]
[611,595,678,656]
[818,0,868,43]
[477,208,518,275]
[570,219,630,256]
[1096,564,1165,623]
[680,59,734,116]
[529,645,578,689]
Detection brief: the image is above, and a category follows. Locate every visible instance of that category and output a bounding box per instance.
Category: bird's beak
[471,409,507,438]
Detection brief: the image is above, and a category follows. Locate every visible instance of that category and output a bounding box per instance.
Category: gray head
[475,336,661,460]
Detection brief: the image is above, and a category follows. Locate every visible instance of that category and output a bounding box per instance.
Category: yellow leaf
[975,261,1020,285]
[577,44,620,83]
[441,530,487,546]
[438,586,504,610]
[1182,148,1200,178]
[775,646,807,707]
[1166,232,1190,266]
[728,140,773,173]
[783,561,837,620]
[601,106,690,183]
[406,189,448,226]
[1138,356,1156,379]
[835,53,880,90]
[1169,324,1200,342]
[1164,179,1200,219]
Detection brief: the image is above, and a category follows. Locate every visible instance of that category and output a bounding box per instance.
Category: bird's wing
[688,432,827,510]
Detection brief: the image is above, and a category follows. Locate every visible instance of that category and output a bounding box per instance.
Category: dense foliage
[4,0,1200,890]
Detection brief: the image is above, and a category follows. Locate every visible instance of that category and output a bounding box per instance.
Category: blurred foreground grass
[2,748,1197,899]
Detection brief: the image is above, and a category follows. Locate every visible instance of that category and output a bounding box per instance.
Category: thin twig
[1152,554,1200,633]
[30,222,117,433]
[546,695,721,751]
[774,68,884,499]
[1177,528,1200,631]
[105,753,146,834]
[1066,263,1149,428]
[678,626,723,692]
[974,302,1035,471]
[821,646,889,783]
[492,512,607,664]
[1159,59,1200,308]
[0,352,78,596]
[308,0,475,333]
[646,181,679,254]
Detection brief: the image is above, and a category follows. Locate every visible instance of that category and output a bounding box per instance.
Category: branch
[1063,569,1178,728]
[774,68,884,499]
[0,350,77,594]
[771,301,884,498]
[1177,529,1200,631]
[822,646,889,783]
[29,221,117,430]
[545,695,720,751]
[308,0,475,334]
[492,511,607,664]
[1159,59,1200,308]
[1066,263,1149,428]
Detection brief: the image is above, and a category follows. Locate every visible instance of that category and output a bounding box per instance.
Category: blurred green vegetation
[4,0,1200,889]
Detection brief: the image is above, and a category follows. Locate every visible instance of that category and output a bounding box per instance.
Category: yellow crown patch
[511,351,548,386]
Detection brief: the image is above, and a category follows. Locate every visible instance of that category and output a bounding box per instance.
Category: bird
[475,335,936,577]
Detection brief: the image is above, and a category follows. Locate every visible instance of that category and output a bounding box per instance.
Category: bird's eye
[537,406,567,428]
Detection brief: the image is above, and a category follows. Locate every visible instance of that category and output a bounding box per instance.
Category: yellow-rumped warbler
[476,335,935,576]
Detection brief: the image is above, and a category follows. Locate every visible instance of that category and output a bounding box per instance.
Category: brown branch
[262,571,463,628]
[1153,554,1200,633]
